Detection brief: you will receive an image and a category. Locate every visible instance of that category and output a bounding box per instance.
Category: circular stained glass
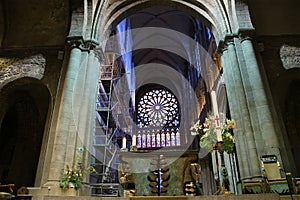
[137,88,180,128]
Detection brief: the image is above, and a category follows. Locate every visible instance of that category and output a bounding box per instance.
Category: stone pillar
[226,37,261,179]
[221,43,247,179]
[76,41,101,180]
[238,32,282,161]
[42,37,86,195]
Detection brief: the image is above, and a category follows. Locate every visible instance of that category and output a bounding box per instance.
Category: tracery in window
[135,87,181,149]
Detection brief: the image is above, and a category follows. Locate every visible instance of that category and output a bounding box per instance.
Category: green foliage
[191,115,236,154]
[59,161,96,190]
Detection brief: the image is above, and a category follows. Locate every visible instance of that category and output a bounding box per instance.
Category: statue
[190,163,203,195]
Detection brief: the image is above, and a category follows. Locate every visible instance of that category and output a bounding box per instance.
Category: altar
[117,150,202,197]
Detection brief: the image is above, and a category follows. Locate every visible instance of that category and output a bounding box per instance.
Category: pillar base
[28,182,90,198]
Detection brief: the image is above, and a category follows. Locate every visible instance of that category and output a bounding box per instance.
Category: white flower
[191,131,199,136]
[191,115,236,154]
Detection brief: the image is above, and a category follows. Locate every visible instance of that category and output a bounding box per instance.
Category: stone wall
[257,35,300,91]
[256,35,300,176]
[0,49,65,188]
[0,54,45,89]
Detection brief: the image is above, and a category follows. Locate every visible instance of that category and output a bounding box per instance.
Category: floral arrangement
[60,162,96,190]
[190,115,236,154]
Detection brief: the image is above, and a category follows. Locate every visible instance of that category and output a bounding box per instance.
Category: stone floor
[4,193,300,200]
[37,194,283,200]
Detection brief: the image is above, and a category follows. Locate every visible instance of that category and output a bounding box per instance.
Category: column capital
[224,34,236,46]
[218,34,238,54]
[238,28,255,42]
[66,37,100,52]
[82,39,99,51]
[66,36,84,49]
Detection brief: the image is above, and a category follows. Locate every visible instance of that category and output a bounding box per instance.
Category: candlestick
[216,128,222,142]
[130,134,138,152]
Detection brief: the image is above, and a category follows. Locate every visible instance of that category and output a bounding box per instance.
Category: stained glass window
[136,88,181,148]
[137,88,180,128]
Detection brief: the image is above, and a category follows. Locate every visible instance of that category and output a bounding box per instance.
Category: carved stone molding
[66,36,84,49]
[217,34,237,54]
[0,54,46,89]
[67,36,99,52]
[280,44,300,70]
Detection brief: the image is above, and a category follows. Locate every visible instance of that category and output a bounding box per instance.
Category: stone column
[227,38,261,179]
[76,41,101,179]
[238,32,282,161]
[44,37,84,193]
[220,42,247,179]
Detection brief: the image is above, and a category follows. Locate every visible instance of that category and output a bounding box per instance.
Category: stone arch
[0,77,50,192]
[233,0,254,32]
[285,79,300,176]
[68,0,95,40]
[93,0,232,45]
[0,54,46,90]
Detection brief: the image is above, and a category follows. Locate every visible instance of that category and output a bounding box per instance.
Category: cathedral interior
[0,0,300,199]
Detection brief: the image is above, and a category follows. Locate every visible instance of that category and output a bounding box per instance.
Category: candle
[132,134,137,146]
[211,91,222,141]
[122,137,127,149]
[211,91,219,117]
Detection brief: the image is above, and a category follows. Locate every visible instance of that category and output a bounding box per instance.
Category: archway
[95,0,225,44]
[91,2,223,196]
[285,80,300,176]
[0,78,50,193]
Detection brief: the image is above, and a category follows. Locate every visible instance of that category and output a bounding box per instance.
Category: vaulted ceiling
[111,6,212,72]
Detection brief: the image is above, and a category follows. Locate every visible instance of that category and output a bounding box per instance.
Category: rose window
[137,88,180,128]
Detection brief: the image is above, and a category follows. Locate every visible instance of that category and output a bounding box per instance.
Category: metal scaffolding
[91,47,133,197]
